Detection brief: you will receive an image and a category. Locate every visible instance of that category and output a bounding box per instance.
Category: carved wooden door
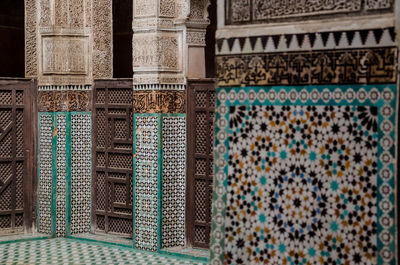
[93,80,133,238]
[0,79,34,235]
[186,79,216,248]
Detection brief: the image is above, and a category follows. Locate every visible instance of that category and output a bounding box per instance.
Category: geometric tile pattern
[0,239,207,264]
[70,113,92,235]
[210,85,397,265]
[133,115,160,252]
[216,27,396,55]
[38,113,53,235]
[56,114,67,238]
[162,115,186,248]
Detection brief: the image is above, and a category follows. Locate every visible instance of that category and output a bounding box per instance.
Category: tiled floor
[0,239,207,265]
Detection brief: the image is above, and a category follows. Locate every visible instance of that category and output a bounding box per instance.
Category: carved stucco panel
[93,0,112,78]
[55,0,68,27]
[84,0,92,27]
[189,0,209,20]
[159,0,177,17]
[25,0,38,77]
[132,33,181,71]
[40,0,52,26]
[70,0,85,28]
[365,0,393,10]
[42,36,88,75]
[134,0,157,17]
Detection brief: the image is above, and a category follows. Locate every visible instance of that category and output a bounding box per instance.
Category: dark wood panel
[186,79,216,249]
[92,80,133,238]
[0,79,35,235]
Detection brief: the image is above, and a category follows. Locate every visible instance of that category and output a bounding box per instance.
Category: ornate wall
[27,0,97,237]
[210,0,399,264]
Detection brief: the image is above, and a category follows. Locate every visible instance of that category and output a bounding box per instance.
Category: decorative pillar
[132,0,190,252]
[27,0,102,237]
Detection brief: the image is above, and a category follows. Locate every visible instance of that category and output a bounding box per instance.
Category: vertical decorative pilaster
[37,112,92,237]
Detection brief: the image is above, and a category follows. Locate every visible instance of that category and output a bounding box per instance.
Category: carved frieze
[133,90,185,113]
[42,36,89,75]
[38,91,91,112]
[216,47,397,86]
[226,0,394,24]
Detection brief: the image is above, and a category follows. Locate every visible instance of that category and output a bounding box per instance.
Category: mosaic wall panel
[70,113,92,235]
[226,0,393,24]
[133,115,160,251]
[210,85,397,265]
[162,115,186,248]
[38,112,92,237]
[56,114,67,237]
[38,114,53,235]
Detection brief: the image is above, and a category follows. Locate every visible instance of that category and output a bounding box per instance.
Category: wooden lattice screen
[92,80,133,238]
[186,79,216,248]
[0,79,34,235]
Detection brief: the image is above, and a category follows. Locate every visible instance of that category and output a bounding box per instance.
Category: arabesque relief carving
[133,91,185,113]
[38,91,91,112]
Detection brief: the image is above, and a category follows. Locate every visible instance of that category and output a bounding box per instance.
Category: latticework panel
[93,82,133,238]
[56,114,67,237]
[38,114,53,235]
[70,113,92,235]
[0,81,34,234]
[162,116,186,248]
[0,87,27,233]
[187,80,216,248]
[133,115,159,251]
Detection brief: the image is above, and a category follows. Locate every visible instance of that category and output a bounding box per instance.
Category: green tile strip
[68,235,133,249]
[65,112,72,237]
[159,249,210,263]
[51,112,57,238]
[157,114,162,252]
[0,235,51,245]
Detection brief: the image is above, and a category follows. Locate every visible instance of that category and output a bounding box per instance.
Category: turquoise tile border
[51,112,57,238]
[157,114,163,252]
[65,112,72,237]
[210,84,397,265]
